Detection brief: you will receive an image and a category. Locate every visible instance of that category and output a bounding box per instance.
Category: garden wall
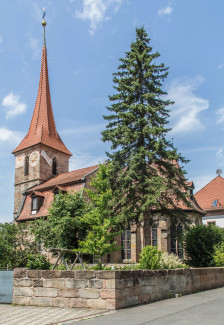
[13,268,224,310]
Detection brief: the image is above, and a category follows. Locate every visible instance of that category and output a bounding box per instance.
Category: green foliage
[159,252,186,269]
[31,191,89,250]
[139,245,161,270]
[26,254,51,270]
[0,222,38,268]
[184,224,224,267]
[78,164,121,266]
[213,242,224,267]
[102,26,190,226]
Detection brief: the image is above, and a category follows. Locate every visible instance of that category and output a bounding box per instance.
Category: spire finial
[42,8,47,45]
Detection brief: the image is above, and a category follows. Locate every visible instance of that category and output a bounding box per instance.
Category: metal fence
[0,270,13,304]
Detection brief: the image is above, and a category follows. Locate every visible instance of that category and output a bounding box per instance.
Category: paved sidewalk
[0,304,109,325]
[62,287,224,325]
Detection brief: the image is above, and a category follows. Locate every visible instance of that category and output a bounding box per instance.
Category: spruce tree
[102,27,190,227]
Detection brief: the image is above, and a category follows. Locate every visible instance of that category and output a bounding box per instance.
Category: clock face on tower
[29,151,40,167]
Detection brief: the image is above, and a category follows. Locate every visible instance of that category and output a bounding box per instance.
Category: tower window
[24,156,29,176]
[52,158,57,175]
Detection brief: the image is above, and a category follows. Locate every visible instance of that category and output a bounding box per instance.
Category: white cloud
[215,148,224,168]
[217,149,223,157]
[69,152,105,171]
[218,63,224,70]
[0,127,22,143]
[28,37,41,60]
[216,107,224,124]
[2,92,26,119]
[74,69,79,75]
[75,0,122,34]
[168,76,209,134]
[31,2,42,22]
[0,36,2,44]
[158,6,173,16]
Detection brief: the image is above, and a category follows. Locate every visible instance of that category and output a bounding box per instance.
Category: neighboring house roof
[195,176,224,212]
[16,165,99,221]
[12,45,72,156]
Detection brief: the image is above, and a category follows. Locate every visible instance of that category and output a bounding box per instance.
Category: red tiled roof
[12,45,72,156]
[52,185,67,193]
[16,165,99,221]
[17,183,83,221]
[195,176,224,211]
[30,191,45,197]
[27,165,99,192]
[176,195,204,214]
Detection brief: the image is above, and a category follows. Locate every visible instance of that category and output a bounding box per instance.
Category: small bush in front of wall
[139,245,161,270]
[213,242,224,267]
[184,224,224,267]
[26,254,51,270]
[159,252,187,269]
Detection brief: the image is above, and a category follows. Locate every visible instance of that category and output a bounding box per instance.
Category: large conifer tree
[102,27,190,226]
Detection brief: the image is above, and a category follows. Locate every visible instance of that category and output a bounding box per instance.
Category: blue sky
[0,0,224,223]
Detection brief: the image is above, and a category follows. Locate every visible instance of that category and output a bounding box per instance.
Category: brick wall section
[13,268,224,310]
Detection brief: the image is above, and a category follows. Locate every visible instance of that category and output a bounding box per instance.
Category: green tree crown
[102,27,190,225]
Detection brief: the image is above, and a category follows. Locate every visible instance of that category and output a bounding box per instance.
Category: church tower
[12,18,72,218]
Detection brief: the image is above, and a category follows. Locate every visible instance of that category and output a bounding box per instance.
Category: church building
[13,20,204,263]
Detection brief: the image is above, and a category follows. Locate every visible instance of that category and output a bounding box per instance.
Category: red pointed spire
[12,44,72,156]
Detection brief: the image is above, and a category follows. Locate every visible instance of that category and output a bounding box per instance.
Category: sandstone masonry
[13,268,224,310]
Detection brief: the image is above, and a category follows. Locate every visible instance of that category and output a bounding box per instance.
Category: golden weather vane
[42,7,47,45]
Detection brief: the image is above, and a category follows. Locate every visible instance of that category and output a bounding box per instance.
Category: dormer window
[52,158,57,175]
[24,156,29,176]
[30,191,44,215]
[52,185,67,196]
[212,200,218,207]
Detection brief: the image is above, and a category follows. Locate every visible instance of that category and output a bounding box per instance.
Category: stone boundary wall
[13,268,224,310]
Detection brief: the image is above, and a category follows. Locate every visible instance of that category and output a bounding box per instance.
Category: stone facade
[13,144,70,218]
[103,212,202,264]
[13,268,224,310]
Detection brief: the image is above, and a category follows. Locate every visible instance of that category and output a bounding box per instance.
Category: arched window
[52,158,57,175]
[150,224,158,247]
[24,156,29,176]
[170,223,183,258]
[121,229,131,260]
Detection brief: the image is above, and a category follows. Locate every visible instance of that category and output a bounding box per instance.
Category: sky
[0,0,224,223]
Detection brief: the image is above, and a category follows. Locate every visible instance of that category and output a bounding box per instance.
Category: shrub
[184,224,224,267]
[213,242,224,267]
[159,252,186,269]
[26,254,51,270]
[0,223,38,268]
[139,245,161,270]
